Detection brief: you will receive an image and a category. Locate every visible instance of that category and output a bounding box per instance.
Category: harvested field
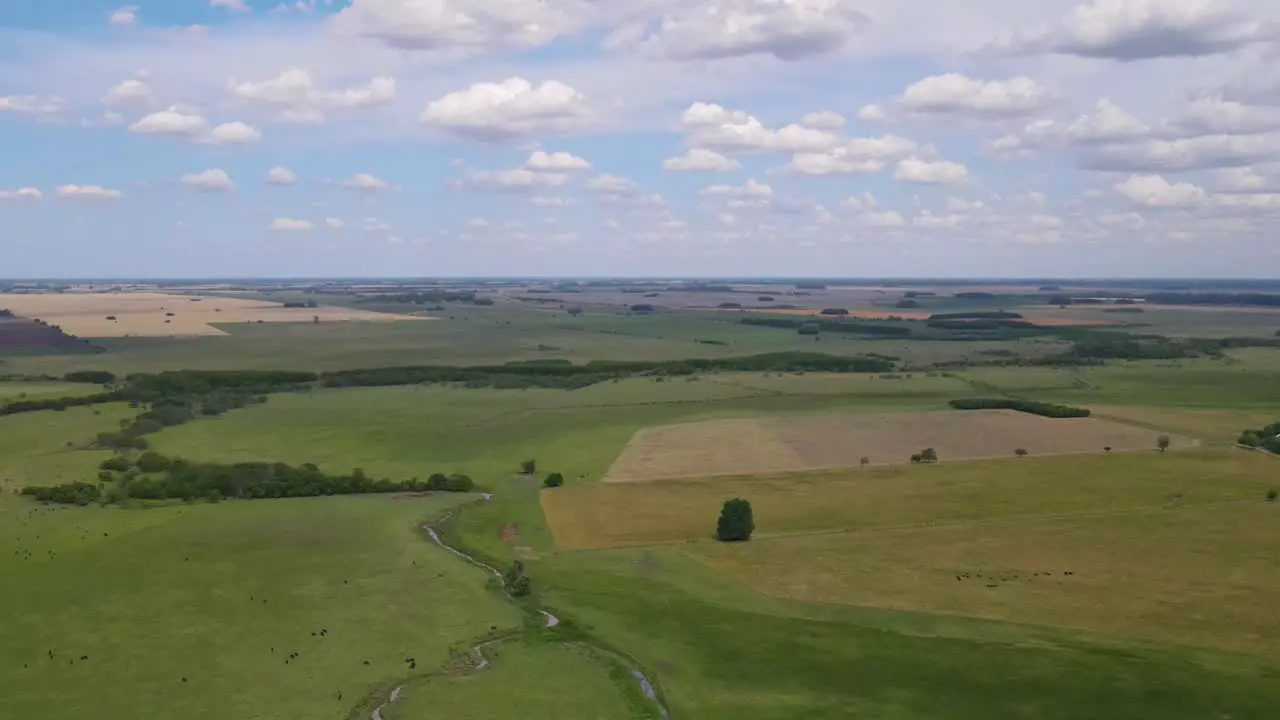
[602,409,1192,482]
[0,292,424,338]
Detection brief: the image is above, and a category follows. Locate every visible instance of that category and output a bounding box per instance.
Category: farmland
[602,409,1190,482]
[0,291,422,338]
[3,280,1280,719]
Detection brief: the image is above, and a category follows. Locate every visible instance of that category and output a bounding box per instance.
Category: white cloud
[56,185,123,199]
[341,172,393,191]
[899,73,1048,117]
[946,197,986,213]
[531,196,579,207]
[104,79,150,105]
[271,217,313,231]
[228,69,395,123]
[331,0,588,51]
[324,218,345,228]
[662,148,742,172]
[1211,166,1273,192]
[462,168,570,192]
[0,188,42,201]
[211,0,250,11]
[1172,96,1280,136]
[421,77,590,141]
[701,179,773,197]
[1081,132,1280,172]
[632,0,869,61]
[587,173,642,196]
[208,121,262,145]
[861,210,905,227]
[680,102,843,154]
[1067,98,1149,143]
[1114,173,1206,207]
[129,107,207,137]
[894,157,969,184]
[362,217,392,232]
[800,110,846,129]
[857,104,886,122]
[998,0,1275,60]
[181,169,235,192]
[109,6,139,27]
[783,150,885,175]
[265,166,298,186]
[525,150,590,173]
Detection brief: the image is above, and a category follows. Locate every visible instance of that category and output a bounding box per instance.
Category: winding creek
[370,499,669,720]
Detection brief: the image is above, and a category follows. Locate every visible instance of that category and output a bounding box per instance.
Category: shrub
[1157,435,1171,452]
[1267,488,1278,502]
[99,455,131,472]
[503,560,531,597]
[910,453,922,464]
[520,459,537,475]
[1015,448,1028,457]
[543,472,564,488]
[135,451,172,473]
[716,498,754,542]
[920,447,938,463]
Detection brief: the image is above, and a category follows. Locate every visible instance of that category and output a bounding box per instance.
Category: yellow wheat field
[0,292,424,338]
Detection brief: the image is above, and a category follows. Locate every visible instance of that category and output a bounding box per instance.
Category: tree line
[22,453,476,505]
[1238,422,1280,454]
[949,398,1092,418]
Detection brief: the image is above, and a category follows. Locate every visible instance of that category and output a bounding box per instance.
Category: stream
[370,499,669,719]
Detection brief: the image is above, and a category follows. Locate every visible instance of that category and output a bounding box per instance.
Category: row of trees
[24,454,477,505]
[1238,422,1280,454]
[949,398,1092,418]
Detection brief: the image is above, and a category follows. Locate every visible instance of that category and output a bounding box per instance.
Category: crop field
[545,448,1270,550]
[0,291,422,338]
[602,409,1190,482]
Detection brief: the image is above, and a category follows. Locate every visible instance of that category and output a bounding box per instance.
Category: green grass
[0,381,104,400]
[384,638,648,720]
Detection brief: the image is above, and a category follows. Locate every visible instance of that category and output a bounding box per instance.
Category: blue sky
[2,0,1280,277]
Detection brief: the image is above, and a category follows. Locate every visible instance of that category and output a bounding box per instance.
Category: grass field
[0,381,105,401]
[6,327,1280,719]
[385,639,647,720]
[602,409,1190,482]
[545,448,1272,550]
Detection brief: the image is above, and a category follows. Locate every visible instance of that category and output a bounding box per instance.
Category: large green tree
[716,498,755,542]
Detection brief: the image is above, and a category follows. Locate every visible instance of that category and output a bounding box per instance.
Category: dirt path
[368,497,665,719]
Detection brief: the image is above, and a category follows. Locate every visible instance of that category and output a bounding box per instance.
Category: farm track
[362,497,669,720]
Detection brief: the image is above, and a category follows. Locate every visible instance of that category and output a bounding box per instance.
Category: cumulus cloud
[857,104,886,122]
[0,188,42,201]
[587,173,643,197]
[662,148,742,172]
[325,218,345,229]
[265,166,298,186]
[331,0,589,51]
[680,102,843,154]
[229,69,396,117]
[899,73,1048,117]
[129,107,207,136]
[271,217,313,231]
[994,0,1275,60]
[1171,95,1280,136]
[461,168,570,192]
[525,150,590,172]
[109,6,139,27]
[630,0,869,61]
[1080,132,1280,172]
[103,79,150,105]
[208,121,262,144]
[1067,98,1149,143]
[421,77,590,141]
[894,157,969,184]
[1114,173,1206,207]
[210,0,250,11]
[801,111,846,129]
[1211,166,1274,192]
[56,185,123,199]
[341,173,394,191]
[181,169,235,192]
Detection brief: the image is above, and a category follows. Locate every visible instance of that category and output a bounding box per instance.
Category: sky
[2,0,1280,278]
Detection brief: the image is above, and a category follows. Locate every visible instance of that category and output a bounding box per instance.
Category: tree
[503,560,531,597]
[1104,446,1112,452]
[859,456,870,468]
[520,459,536,475]
[567,305,583,317]
[99,455,131,472]
[1015,448,1028,457]
[1267,488,1278,502]
[543,472,564,488]
[920,447,938,463]
[716,498,754,542]
[1157,435,1171,453]
[1239,431,1262,447]
[910,453,922,464]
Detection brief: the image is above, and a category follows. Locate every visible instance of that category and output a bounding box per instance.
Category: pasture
[0,291,422,338]
[602,409,1190,482]
[545,448,1271,550]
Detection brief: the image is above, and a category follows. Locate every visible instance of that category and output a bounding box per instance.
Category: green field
[5,296,1280,719]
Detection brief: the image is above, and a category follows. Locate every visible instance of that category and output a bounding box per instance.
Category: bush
[1157,435,1171,452]
[503,560,531,597]
[135,451,172,473]
[716,498,754,542]
[920,447,938,463]
[1015,448,1028,457]
[99,455,131,472]
[1267,488,1277,502]
[543,472,564,488]
[520,459,537,475]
